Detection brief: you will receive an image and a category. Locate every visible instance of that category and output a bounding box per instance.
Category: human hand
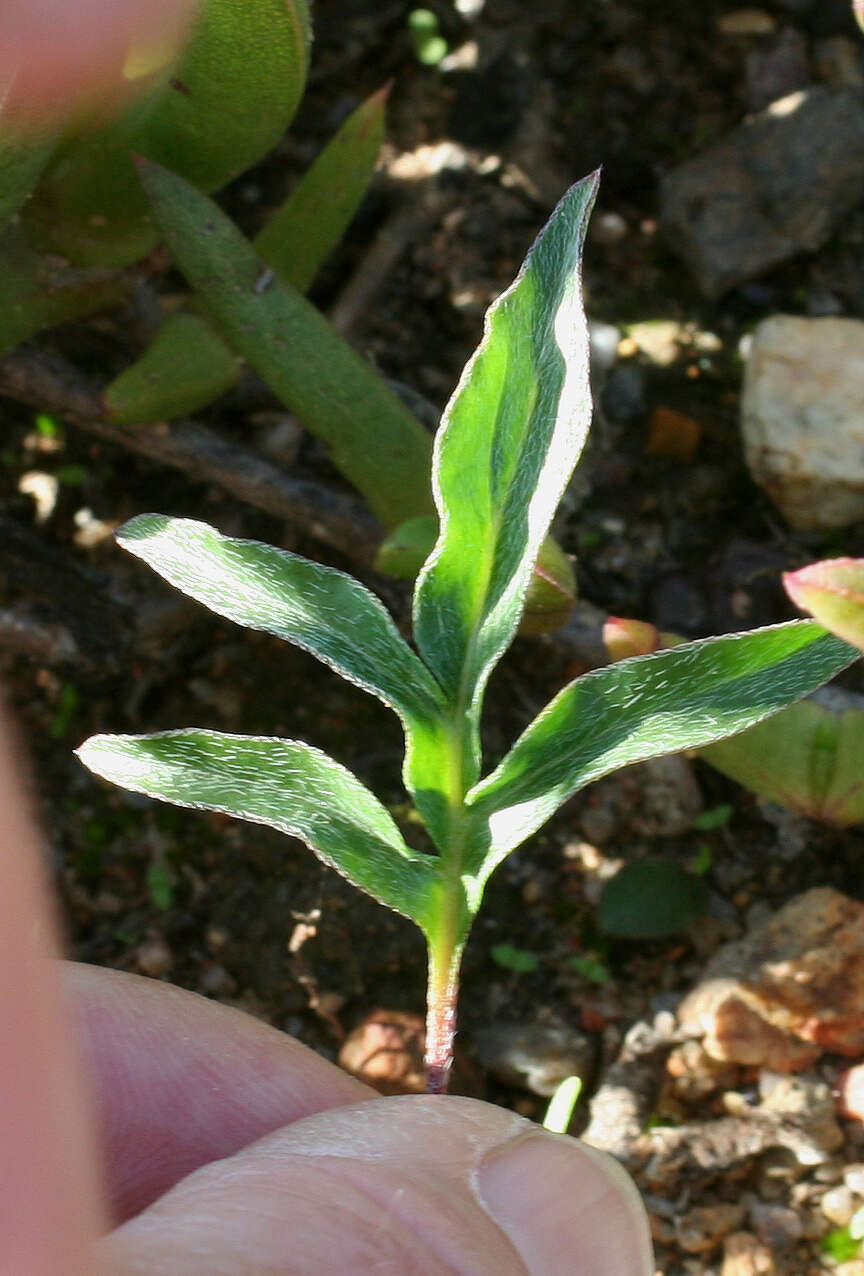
[0,702,653,1274]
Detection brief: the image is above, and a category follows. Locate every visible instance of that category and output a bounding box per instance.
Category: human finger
[0,707,107,1275]
[102,1096,655,1275]
[0,0,197,122]
[65,961,373,1223]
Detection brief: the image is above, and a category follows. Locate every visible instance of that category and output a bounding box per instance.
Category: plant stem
[425,938,462,1094]
[424,713,471,1093]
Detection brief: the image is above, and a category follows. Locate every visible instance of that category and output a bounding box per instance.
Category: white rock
[741,315,864,530]
[822,1185,856,1227]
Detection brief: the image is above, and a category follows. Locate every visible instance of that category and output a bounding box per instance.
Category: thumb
[103,1095,653,1275]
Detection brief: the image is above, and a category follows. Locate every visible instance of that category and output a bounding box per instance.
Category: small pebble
[591,209,628,245]
[135,935,174,978]
[836,1262,864,1276]
[821,1184,856,1226]
[198,962,234,995]
[589,320,621,375]
[676,1203,746,1253]
[844,1165,864,1195]
[722,1231,776,1275]
[748,1201,802,1248]
[206,925,230,952]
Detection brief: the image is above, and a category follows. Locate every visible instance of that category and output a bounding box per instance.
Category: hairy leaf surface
[467,622,857,875]
[413,173,597,787]
[117,515,453,847]
[118,514,444,723]
[77,730,437,925]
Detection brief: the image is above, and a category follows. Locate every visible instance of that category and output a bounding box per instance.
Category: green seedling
[146,857,176,911]
[568,953,612,984]
[76,176,858,1090]
[701,689,864,825]
[692,803,732,831]
[408,10,449,66]
[542,1075,583,1134]
[491,943,540,974]
[822,1226,861,1263]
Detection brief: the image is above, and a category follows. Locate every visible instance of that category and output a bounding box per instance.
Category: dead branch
[0,347,382,564]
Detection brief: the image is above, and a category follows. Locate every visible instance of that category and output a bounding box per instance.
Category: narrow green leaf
[0,129,56,233]
[137,158,434,528]
[0,226,126,355]
[105,311,241,424]
[105,87,387,425]
[76,730,437,926]
[116,515,455,850]
[413,174,598,785]
[255,85,388,294]
[25,0,310,267]
[467,622,857,873]
[118,514,444,725]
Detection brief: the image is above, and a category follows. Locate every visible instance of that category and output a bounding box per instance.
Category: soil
[4,2,864,1273]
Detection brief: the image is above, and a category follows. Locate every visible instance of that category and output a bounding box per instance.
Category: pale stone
[741,315,864,530]
[679,887,864,1067]
[822,1184,856,1226]
[722,1231,777,1275]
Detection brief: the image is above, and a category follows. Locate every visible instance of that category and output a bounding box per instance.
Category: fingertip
[476,1130,654,1276]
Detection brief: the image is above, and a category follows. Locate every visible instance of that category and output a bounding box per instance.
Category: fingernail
[476,1130,654,1276]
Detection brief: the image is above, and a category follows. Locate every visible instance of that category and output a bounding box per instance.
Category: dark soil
[4,2,864,1272]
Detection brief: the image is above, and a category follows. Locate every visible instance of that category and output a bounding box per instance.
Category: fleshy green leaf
[76,730,437,926]
[25,0,310,267]
[105,88,387,425]
[784,557,864,652]
[467,621,857,875]
[0,226,126,356]
[413,173,598,787]
[255,85,388,294]
[104,311,241,424]
[0,129,57,233]
[701,689,864,826]
[115,515,454,848]
[137,158,434,528]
